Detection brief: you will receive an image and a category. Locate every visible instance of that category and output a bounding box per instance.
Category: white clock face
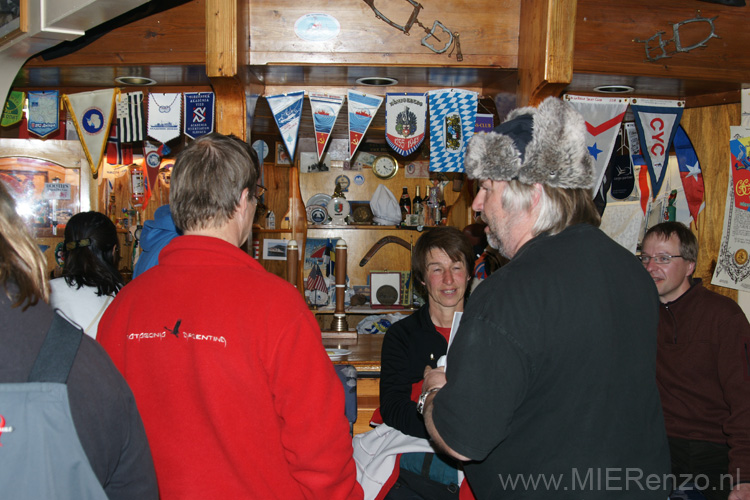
[252,140,269,161]
[373,156,398,179]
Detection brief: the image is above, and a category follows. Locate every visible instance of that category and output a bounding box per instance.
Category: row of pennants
[1,88,213,178]
[1,87,704,223]
[263,91,703,225]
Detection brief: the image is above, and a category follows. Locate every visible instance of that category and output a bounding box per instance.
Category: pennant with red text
[631,98,684,200]
[385,92,427,157]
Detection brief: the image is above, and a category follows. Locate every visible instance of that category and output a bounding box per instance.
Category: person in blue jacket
[133,204,180,278]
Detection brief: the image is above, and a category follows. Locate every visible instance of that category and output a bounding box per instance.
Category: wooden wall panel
[24,0,206,68]
[248,0,519,67]
[681,103,741,300]
[575,0,750,83]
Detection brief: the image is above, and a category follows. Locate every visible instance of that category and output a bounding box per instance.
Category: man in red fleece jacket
[642,222,750,500]
[98,133,363,500]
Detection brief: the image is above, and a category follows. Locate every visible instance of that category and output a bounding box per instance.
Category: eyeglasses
[254,185,267,200]
[637,254,684,265]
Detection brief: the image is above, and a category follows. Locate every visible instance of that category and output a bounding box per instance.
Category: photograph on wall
[300,152,330,173]
[262,238,288,260]
[275,142,291,166]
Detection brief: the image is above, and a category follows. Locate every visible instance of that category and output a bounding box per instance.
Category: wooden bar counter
[324,334,384,435]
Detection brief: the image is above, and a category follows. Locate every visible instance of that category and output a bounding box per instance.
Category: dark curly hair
[62,211,123,296]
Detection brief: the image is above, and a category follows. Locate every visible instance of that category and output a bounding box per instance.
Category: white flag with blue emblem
[427,89,478,172]
[267,90,305,161]
[63,88,119,177]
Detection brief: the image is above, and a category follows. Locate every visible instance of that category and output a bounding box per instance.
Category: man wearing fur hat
[418,97,671,499]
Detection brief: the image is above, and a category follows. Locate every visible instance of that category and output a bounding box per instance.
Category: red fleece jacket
[98,235,363,499]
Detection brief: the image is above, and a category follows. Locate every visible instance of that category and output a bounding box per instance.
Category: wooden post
[205,0,247,137]
[517,0,576,106]
[287,239,299,288]
[330,239,349,332]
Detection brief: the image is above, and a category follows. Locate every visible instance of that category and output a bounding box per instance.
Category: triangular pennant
[347,90,383,160]
[183,92,215,139]
[565,95,629,195]
[267,90,305,161]
[1,90,24,127]
[673,126,705,225]
[27,90,60,138]
[147,92,182,143]
[309,93,344,161]
[385,92,427,156]
[625,122,650,215]
[64,88,119,177]
[117,91,145,143]
[630,98,684,200]
[427,88,478,172]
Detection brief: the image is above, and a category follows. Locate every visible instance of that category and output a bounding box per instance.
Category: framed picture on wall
[275,142,291,166]
[262,238,288,260]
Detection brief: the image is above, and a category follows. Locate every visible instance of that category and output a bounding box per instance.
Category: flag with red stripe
[565,95,629,195]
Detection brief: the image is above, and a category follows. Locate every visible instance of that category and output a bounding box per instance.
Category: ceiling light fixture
[115,76,157,86]
[593,85,634,94]
[356,76,399,87]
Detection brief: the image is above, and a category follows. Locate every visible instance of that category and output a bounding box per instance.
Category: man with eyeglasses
[641,221,750,500]
[98,133,363,500]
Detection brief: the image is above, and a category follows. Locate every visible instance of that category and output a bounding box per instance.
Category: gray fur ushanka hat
[465,97,594,189]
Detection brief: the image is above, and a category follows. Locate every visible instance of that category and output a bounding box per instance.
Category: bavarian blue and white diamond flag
[310,93,344,161]
[267,90,305,161]
[348,90,383,160]
[27,90,60,138]
[565,94,629,197]
[427,89,478,172]
[631,98,684,200]
[64,88,119,177]
[385,92,427,156]
[184,92,215,139]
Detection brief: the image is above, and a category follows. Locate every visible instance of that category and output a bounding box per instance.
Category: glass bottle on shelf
[412,185,423,225]
[399,186,411,221]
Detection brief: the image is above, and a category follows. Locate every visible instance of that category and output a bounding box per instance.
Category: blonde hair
[0,182,49,308]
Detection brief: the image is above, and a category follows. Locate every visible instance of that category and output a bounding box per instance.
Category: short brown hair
[170,133,259,232]
[412,226,475,299]
[643,222,698,263]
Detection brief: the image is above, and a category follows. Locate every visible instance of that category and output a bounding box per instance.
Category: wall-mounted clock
[252,140,269,162]
[372,154,399,180]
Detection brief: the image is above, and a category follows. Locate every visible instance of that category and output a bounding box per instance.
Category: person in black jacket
[0,181,158,499]
[379,226,475,500]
